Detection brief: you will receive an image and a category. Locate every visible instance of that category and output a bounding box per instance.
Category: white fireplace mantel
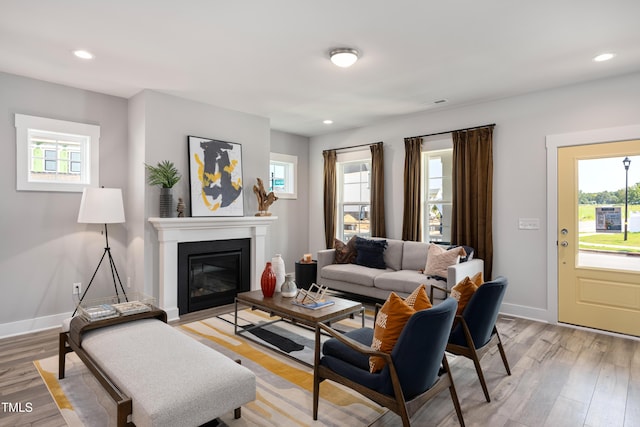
[149,216,277,321]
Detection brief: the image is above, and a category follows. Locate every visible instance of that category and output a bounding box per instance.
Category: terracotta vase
[261,262,277,297]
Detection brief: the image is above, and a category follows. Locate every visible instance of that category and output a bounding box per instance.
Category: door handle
[561,228,568,235]
[560,241,569,247]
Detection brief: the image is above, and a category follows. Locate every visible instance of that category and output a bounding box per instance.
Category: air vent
[434,99,448,104]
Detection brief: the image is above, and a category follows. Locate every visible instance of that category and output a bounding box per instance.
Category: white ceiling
[2,1,640,137]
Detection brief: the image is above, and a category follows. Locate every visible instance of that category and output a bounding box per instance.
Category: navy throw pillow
[447,245,474,262]
[354,237,388,269]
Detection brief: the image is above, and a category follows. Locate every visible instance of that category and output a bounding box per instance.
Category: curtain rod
[406,123,495,140]
[322,141,382,154]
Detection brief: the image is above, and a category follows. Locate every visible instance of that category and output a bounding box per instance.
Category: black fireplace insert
[178,238,250,314]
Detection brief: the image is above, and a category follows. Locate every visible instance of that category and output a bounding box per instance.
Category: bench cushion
[82,319,256,427]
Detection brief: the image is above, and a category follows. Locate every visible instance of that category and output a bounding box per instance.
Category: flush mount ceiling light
[73,49,94,60]
[323,119,333,125]
[330,48,359,68]
[593,52,615,62]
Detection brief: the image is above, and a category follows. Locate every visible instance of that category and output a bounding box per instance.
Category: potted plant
[145,160,181,217]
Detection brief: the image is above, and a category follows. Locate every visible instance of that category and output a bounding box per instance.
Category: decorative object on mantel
[272,254,286,292]
[253,177,278,216]
[281,273,298,298]
[188,135,244,217]
[177,197,185,217]
[145,160,182,218]
[260,262,276,297]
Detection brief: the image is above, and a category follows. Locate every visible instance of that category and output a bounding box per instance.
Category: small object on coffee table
[82,303,119,321]
[294,283,328,305]
[112,301,152,316]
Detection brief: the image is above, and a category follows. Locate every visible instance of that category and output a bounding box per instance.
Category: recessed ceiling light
[73,50,94,60]
[329,48,359,68]
[593,53,615,62]
[323,119,334,125]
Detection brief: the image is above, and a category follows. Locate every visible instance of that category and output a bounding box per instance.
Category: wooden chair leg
[469,349,491,402]
[494,327,511,375]
[443,357,465,427]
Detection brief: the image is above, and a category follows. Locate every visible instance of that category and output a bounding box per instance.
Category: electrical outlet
[73,282,82,295]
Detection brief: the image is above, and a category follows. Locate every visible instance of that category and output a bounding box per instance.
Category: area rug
[35,308,386,427]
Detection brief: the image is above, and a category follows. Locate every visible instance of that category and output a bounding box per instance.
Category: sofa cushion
[334,236,357,264]
[355,237,388,269]
[374,270,434,295]
[376,238,403,271]
[320,263,384,287]
[424,244,466,279]
[401,241,429,271]
[369,292,415,372]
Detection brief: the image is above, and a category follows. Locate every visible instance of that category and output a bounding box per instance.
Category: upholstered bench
[59,311,256,427]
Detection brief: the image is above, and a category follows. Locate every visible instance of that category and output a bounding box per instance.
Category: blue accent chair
[313,297,465,427]
[435,276,511,402]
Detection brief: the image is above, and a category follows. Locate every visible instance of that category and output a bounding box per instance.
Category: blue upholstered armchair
[313,297,465,427]
[437,276,511,402]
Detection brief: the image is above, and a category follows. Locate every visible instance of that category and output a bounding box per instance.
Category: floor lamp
[73,187,128,316]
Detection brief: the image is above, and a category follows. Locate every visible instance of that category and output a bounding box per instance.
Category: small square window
[269,152,297,199]
[15,114,100,192]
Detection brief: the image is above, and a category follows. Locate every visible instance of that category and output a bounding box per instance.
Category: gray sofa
[317,238,484,301]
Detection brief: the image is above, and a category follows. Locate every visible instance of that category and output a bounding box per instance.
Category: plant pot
[159,187,174,218]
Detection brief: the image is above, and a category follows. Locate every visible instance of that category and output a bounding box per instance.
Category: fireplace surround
[149,216,277,321]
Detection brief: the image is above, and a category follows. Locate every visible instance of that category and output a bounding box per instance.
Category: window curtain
[451,127,494,279]
[401,137,423,241]
[370,142,386,237]
[323,150,337,249]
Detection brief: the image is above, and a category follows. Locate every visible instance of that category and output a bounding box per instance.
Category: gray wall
[0,74,297,337]
[135,90,272,298]
[308,71,640,323]
[0,72,128,335]
[269,130,310,273]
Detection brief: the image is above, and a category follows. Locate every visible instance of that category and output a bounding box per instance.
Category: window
[269,152,297,199]
[337,151,371,241]
[15,114,100,192]
[422,146,453,243]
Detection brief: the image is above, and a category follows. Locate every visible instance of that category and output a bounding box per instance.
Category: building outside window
[269,152,297,199]
[422,148,453,243]
[337,153,371,241]
[15,114,99,192]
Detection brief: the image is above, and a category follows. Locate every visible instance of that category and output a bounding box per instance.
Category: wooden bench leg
[234,359,243,419]
[58,332,71,380]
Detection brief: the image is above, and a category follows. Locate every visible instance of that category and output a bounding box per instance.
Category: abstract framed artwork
[188,135,244,217]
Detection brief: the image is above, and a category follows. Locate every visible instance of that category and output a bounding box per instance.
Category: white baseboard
[0,311,72,340]
[500,302,553,324]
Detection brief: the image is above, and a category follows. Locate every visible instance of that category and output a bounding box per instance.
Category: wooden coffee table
[234,290,364,366]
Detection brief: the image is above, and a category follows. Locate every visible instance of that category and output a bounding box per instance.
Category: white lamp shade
[78,187,125,224]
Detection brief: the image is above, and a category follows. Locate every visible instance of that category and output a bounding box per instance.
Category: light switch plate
[519,218,540,230]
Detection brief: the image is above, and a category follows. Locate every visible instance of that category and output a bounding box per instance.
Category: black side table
[295,261,317,290]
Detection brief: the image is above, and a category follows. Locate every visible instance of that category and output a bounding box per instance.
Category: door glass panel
[577,155,640,271]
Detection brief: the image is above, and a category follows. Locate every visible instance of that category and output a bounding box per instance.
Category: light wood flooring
[1,306,638,427]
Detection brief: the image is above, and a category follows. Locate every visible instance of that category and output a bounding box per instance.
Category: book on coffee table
[112,301,152,316]
[291,300,335,310]
[82,303,119,321]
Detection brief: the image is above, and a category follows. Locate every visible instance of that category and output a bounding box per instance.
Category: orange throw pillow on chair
[450,271,484,316]
[369,293,416,372]
[405,284,432,311]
